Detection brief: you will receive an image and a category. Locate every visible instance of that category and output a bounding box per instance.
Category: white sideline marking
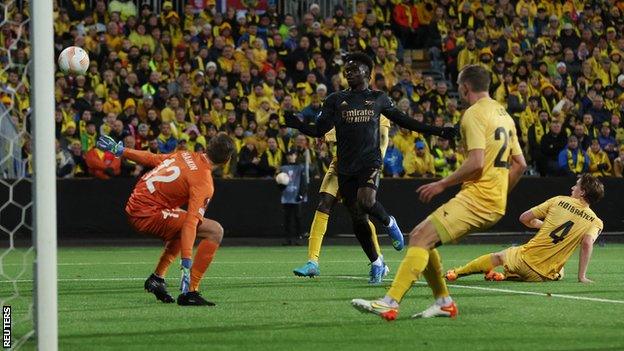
[336,276,624,305]
[1,275,623,305]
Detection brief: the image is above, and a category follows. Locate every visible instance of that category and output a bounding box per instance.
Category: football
[57,46,90,75]
[275,172,290,185]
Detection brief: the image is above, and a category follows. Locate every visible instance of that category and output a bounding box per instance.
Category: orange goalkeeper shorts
[127,209,188,241]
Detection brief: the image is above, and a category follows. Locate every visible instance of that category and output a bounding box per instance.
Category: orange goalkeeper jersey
[124,149,214,258]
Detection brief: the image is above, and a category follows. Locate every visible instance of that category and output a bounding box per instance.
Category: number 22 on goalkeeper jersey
[125,150,214,223]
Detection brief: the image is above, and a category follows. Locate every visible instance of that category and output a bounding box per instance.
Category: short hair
[458,64,491,92]
[345,52,374,75]
[207,132,235,165]
[579,174,604,205]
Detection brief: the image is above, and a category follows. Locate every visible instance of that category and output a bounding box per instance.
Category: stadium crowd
[2,0,624,179]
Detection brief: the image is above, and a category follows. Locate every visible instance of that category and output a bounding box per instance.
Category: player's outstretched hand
[440,126,457,140]
[96,135,125,157]
[284,111,303,129]
[578,276,594,283]
[417,180,446,203]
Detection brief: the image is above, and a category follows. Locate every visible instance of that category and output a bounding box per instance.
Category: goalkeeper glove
[180,258,192,294]
[96,135,125,157]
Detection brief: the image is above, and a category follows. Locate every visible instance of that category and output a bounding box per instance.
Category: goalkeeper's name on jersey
[558,200,597,222]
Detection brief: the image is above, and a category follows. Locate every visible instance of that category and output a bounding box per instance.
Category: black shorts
[338,168,380,206]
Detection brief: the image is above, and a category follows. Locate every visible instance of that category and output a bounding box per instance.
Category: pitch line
[1,275,623,305]
[337,276,624,305]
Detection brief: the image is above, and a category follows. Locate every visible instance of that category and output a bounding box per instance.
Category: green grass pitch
[2,244,624,350]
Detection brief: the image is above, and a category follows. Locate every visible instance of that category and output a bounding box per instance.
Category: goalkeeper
[97,133,235,306]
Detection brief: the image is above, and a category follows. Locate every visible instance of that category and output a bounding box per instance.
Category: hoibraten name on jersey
[558,200,596,222]
[342,109,374,123]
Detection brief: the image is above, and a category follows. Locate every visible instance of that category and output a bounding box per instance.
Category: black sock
[352,218,378,262]
[363,202,391,227]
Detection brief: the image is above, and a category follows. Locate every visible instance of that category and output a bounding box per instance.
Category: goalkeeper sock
[368,220,382,257]
[190,239,219,292]
[422,249,450,300]
[387,247,429,303]
[455,253,495,276]
[307,211,329,262]
[155,239,181,277]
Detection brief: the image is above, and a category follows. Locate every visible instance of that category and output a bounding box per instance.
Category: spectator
[109,119,129,142]
[383,138,404,178]
[586,95,611,125]
[431,137,457,177]
[572,123,592,152]
[237,139,261,177]
[403,140,435,178]
[120,135,143,177]
[156,122,177,153]
[69,141,88,177]
[259,137,284,177]
[598,122,618,159]
[539,119,567,176]
[527,110,550,173]
[279,149,308,246]
[393,0,419,49]
[56,139,75,178]
[587,139,613,177]
[558,135,589,177]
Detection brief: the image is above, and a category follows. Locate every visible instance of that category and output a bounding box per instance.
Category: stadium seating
[2,0,623,179]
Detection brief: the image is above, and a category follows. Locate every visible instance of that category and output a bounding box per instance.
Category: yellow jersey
[457,97,523,214]
[522,196,603,280]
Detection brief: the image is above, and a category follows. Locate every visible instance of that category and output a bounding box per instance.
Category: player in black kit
[285,52,456,280]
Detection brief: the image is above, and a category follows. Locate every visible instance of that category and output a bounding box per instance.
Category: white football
[58,46,90,75]
[275,172,290,185]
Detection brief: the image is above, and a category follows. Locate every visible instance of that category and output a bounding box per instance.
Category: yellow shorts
[502,246,547,282]
[318,157,339,197]
[429,196,502,244]
[502,246,562,282]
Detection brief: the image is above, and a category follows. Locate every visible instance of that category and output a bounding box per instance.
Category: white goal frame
[32,0,58,350]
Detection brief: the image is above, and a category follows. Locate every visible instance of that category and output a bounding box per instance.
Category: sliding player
[352,64,526,320]
[97,133,235,306]
[286,52,455,283]
[446,175,604,283]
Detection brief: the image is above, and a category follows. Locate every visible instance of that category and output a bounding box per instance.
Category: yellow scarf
[567,148,584,174]
[534,121,548,144]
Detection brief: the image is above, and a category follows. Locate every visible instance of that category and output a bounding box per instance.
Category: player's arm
[284,94,336,137]
[380,95,456,139]
[519,209,544,229]
[507,128,527,193]
[122,148,170,167]
[578,234,597,283]
[97,135,169,167]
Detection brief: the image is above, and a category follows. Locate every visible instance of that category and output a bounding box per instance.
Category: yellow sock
[387,247,429,302]
[455,253,494,276]
[368,220,381,256]
[422,249,450,299]
[307,211,329,261]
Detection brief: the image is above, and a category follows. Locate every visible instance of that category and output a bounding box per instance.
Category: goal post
[32,0,58,350]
